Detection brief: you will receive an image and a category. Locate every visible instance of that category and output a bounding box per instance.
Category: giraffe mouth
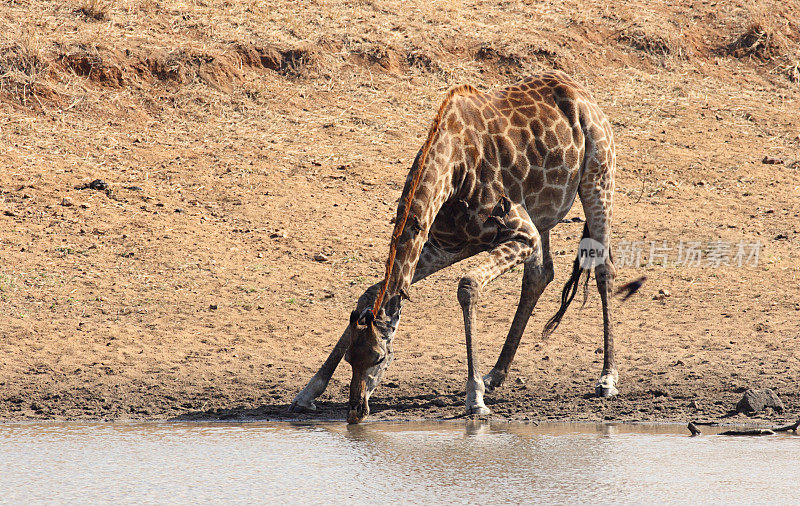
[347,392,368,424]
[347,403,367,424]
[347,371,368,424]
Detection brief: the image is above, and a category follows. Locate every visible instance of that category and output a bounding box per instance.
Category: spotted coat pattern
[291,71,619,421]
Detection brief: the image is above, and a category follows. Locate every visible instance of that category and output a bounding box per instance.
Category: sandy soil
[1,0,799,425]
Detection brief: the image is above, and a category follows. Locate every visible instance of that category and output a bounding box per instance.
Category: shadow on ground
[168,393,467,422]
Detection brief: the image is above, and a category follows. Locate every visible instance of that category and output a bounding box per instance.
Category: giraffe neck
[373,149,453,315]
[372,85,477,316]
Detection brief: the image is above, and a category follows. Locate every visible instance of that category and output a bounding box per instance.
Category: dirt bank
[1,0,798,425]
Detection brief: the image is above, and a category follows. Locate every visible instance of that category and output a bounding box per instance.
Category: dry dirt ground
[1,0,799,425]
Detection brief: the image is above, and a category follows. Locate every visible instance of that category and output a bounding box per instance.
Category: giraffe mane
[372,84,480,316]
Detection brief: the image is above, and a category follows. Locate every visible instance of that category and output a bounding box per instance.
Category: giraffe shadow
[168,401,347,422]
[168,392,467,422]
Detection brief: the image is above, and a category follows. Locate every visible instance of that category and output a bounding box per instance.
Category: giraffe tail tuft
[542,224,590,338]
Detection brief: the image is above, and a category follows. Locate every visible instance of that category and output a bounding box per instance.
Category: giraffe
[290,70,618,423]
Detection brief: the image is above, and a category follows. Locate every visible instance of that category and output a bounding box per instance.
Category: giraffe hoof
[467,404,491,416]
[289,398,317,413]
[482,369,506,393]
[595,373,619,398]
[289,401,317,413]
[595,385,618,398]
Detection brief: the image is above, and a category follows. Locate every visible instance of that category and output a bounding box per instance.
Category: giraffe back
[428,71,614,251]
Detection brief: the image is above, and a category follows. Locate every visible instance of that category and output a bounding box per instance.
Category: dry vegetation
[0,0,798,422]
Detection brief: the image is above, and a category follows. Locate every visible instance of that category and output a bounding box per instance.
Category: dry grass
[0,33,49,106]
[1,0,795,113]
[618,27,684,60]
[75,0,110,21]
[721,2,800,82]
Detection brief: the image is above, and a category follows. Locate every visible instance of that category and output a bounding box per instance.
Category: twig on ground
[772,418,800,433]
[687,422,701,436]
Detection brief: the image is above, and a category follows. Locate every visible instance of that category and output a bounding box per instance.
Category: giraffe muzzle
[347,374,368,424]
[347,404,367,424]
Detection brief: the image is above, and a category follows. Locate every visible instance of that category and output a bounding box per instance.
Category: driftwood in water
[718,428,775,436]
[687,418,799,436]
[772,418,800,433]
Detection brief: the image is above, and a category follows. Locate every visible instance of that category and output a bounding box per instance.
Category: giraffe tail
[542,223,591,338]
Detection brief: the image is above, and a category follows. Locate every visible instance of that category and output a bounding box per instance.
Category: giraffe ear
[358,309,375,326]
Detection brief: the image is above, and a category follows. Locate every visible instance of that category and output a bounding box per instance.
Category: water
[1,421,797,504]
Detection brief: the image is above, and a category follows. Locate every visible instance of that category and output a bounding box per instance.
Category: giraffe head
[344,298,401,423]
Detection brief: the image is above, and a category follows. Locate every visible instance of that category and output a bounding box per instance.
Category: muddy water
[1,421,797,504]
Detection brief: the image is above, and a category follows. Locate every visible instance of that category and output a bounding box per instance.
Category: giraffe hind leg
[579,149,617,396]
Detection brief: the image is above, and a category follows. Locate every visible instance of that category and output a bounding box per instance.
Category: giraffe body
[291,71,618,422]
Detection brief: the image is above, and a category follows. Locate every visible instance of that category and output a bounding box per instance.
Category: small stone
[653,288,671,301]
[3,210,16,217]
[89,179,109,190]
[60,197,73,207]
[269,230,287,239]
[313,253,329,262]
[761,156,784,165]
[209,304,218,310]
[174,208,184,213]
[125,186,144,191]
[736,388,784,414]
[515,377,526,385]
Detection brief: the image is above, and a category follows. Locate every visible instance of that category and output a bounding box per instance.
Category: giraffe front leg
[458,274,491,416]
[458,230,538,416]
[290,283,381,413]
[290,327,350,412]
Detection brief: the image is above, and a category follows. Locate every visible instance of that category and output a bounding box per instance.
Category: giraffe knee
[457,276,479,308]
